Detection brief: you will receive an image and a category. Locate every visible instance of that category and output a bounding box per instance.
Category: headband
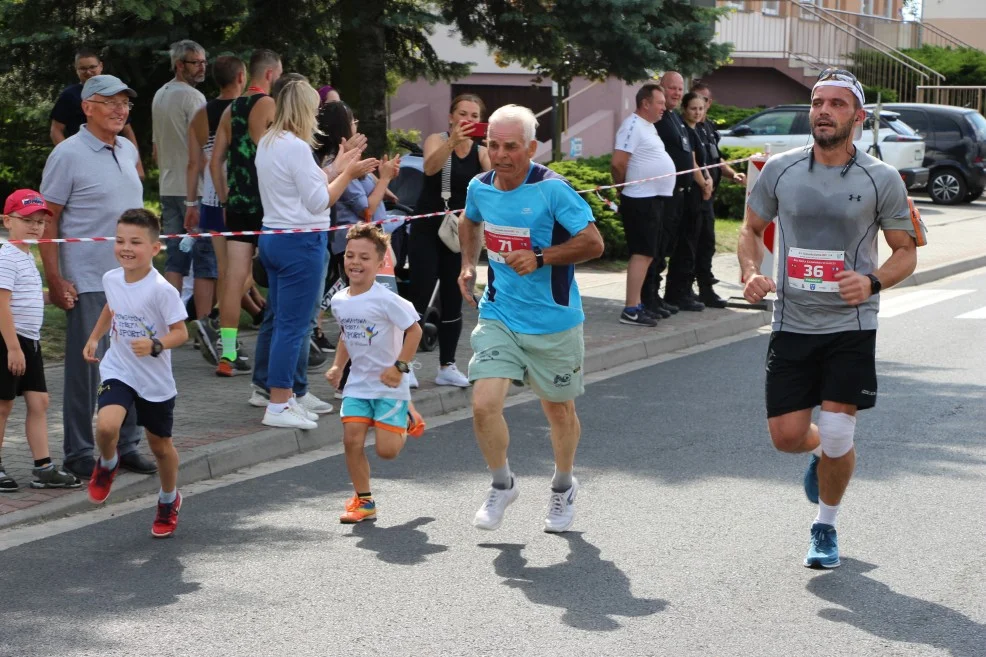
[812,79,865,109]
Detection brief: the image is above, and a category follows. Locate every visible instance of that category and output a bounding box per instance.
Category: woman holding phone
[410,94,491,388]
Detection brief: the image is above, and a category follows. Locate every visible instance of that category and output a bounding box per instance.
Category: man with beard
[739,69,925,569]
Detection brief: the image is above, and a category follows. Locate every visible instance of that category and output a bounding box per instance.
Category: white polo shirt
[614,112,676,198]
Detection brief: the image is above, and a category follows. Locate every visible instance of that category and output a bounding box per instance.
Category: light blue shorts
[340,397,409,433]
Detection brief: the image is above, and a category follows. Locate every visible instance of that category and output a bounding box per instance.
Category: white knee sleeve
[818,411,856,458]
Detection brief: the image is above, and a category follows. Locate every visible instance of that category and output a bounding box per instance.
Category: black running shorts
[765,330,877,418]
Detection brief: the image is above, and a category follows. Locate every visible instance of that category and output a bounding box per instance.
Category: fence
[916,86,986,113]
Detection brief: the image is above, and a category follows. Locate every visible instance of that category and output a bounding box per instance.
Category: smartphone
[468,122,489,138]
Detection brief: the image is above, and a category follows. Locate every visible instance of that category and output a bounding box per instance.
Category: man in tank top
[209,49,281,378]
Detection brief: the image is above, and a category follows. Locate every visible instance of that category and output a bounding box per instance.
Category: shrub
[715,147,761,220]
[548,157,626,260]
[387,128,422,155]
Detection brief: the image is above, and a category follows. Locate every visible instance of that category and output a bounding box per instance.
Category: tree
[442,0,731,158]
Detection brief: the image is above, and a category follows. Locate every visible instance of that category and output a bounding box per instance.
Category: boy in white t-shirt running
[84,209,189,538]
[0,190,79,492]
[326,223,425,524]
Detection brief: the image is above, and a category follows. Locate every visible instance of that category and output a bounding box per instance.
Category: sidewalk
[1,198,984,528]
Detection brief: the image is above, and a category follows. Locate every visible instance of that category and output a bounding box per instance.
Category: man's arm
[738,205,776,302]
[501,223,605,277]
[836,230,917,306]
[50,120,67,146]
[38,202,77,310]
[457,215,485,307]
[185,110,206,230]
[121,125,145,179]
[209,108,232,204]
[611,150,630,186]
[248,96,276,144]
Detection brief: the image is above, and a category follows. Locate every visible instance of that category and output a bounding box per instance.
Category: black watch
[866,273,882,295]
[150,338,164,358]
[394,360,410,374]
[533,246,544,269]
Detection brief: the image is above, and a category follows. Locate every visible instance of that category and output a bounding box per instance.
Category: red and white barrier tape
[4,157,752,245]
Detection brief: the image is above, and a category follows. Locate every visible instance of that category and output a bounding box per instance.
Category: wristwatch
[183,200,197,208]
[866,273,882,295]
[150,338,164,358]
[533,246,544,269]
[394,360,410,374]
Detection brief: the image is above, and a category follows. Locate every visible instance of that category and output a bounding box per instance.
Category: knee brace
[818,411,856,458]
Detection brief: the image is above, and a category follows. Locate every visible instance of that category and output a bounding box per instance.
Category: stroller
[384,137,440,352]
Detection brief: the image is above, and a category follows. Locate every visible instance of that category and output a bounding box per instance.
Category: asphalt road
[2,270,985,657]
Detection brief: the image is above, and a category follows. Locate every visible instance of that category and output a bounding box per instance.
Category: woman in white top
[255,79,374,430]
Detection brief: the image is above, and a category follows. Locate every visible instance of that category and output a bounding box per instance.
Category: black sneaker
[667,296,705,312]
[644,301,671,319]
[312,326,335,353]
[619,307,658,327]
[660,299,679,315]
[307,340,327,370]
[698,286,728,309]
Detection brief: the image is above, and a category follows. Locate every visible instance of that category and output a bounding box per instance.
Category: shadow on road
[807,558,986,657]
[346,516,448,565]
[478,532,666,631]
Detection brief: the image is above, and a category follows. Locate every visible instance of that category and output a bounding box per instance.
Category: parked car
[866,103,986,205]
[719,104,929,190]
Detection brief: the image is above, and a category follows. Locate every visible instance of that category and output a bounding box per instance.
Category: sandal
[0,469,19,492]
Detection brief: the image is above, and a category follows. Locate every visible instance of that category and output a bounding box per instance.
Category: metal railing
[715,0,947,102]
[917,86,986,113]
[822,8,973,51]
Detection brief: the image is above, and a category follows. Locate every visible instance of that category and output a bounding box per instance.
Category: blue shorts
[97,378,176,438]
[340,397,409,434]
[199,203,226,232]
[161,196,219,279]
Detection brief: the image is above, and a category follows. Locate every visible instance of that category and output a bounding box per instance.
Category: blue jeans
[256,231,327,392]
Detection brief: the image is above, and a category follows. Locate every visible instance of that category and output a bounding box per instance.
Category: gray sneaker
[31,465,81,489]
[195,318,221,365]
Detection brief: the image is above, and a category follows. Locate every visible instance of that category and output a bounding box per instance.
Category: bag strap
[441,132,452,211]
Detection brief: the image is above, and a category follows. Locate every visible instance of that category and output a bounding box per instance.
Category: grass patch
[715,218,742,254]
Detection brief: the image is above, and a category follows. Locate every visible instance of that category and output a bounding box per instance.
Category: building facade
[921,0,986,52]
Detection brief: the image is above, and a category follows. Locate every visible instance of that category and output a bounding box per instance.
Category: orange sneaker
[215,358,235,377]
[407,408,426,438]
[340,495,376,524]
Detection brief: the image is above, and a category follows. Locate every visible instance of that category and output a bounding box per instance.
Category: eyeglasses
[76,65,100,73]
[87,100,134,111]
[182,59,207,67]
[8,215,46,227]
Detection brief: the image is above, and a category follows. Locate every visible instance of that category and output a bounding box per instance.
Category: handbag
[436,133,462,253]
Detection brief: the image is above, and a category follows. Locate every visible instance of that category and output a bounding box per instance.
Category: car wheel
[965,187,984,202]
[929,168,967,205]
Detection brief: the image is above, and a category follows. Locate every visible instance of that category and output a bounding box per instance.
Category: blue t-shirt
[464,163,594,334]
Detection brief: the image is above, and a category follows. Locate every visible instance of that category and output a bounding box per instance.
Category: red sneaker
[87,458,119,504]
[151,491,182,538]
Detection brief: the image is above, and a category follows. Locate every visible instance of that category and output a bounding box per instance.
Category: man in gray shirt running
[739,69,926,569]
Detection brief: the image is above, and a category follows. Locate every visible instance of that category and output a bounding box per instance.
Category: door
[892,108,934,166]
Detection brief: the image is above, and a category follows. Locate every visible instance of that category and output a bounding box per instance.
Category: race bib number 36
[786,247,845,292]
[484,223,532,264]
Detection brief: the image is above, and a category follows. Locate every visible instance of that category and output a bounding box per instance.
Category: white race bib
[787,247,845,292]
[484,223,532,264]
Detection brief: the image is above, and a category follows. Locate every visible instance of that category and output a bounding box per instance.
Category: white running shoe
[248,386,269,408]
[296,392,334,415]
[407,361,420,389]
[435,363,470,388]
[287,397,318,422]
[473,482,520,531]
[262,405,317,430]
[544,478,579,534]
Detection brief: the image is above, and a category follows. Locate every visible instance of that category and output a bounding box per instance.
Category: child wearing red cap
[0,189,79,492]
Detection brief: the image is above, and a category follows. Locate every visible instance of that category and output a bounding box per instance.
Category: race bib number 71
[484,223,532,264]
[786,247,845,292]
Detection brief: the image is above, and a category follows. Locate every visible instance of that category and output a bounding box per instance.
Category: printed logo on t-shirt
[110,310,157,341]
[340,316,380,347]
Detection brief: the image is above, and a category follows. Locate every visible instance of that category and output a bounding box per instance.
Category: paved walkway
[1,196,983,526]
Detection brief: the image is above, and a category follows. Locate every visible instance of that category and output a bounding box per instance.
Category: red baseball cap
[3,189,52,217]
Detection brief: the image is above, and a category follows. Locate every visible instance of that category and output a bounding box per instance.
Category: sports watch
[866,273,882,296]
[394,360,410,374]
[533,246,544,269]
[150,338,164,358]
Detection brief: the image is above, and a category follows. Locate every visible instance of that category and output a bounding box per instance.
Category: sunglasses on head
[817,68,859,84]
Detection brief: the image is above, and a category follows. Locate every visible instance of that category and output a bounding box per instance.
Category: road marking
[0,325,768,552]
[956,306,986,319]
[878,289,975,318]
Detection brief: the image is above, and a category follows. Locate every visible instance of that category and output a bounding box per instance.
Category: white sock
[815,500,839,527]
[811,445,823,457]
[101,453,119,470]
[159,488,177,504]
[267,402,289,414]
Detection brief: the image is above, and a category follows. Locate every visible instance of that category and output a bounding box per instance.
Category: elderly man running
[458,104,604,533]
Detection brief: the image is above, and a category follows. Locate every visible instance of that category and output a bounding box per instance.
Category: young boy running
[84,209,189,537]
[326,223,425,524]
[0,190,79,492]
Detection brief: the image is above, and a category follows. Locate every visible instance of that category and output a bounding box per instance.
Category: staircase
[716,0,949,103]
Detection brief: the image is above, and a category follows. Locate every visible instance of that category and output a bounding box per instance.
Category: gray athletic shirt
[748,146,918,334]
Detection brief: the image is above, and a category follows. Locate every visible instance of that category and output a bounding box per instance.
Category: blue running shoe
[804,522,840,569]
[803,454,820,504]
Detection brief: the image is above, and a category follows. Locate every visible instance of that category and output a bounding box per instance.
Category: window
[895,109,929,135]
[799,0,818,20]
[761,1,780,16]
[861,0,874,15]
[965,112,986,141]
[931,113,964,142]
[722,0,746,9]
[745,110,800,136]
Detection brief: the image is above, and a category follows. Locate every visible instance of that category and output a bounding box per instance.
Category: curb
[0,307,772,531]
[898,254,986,288]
